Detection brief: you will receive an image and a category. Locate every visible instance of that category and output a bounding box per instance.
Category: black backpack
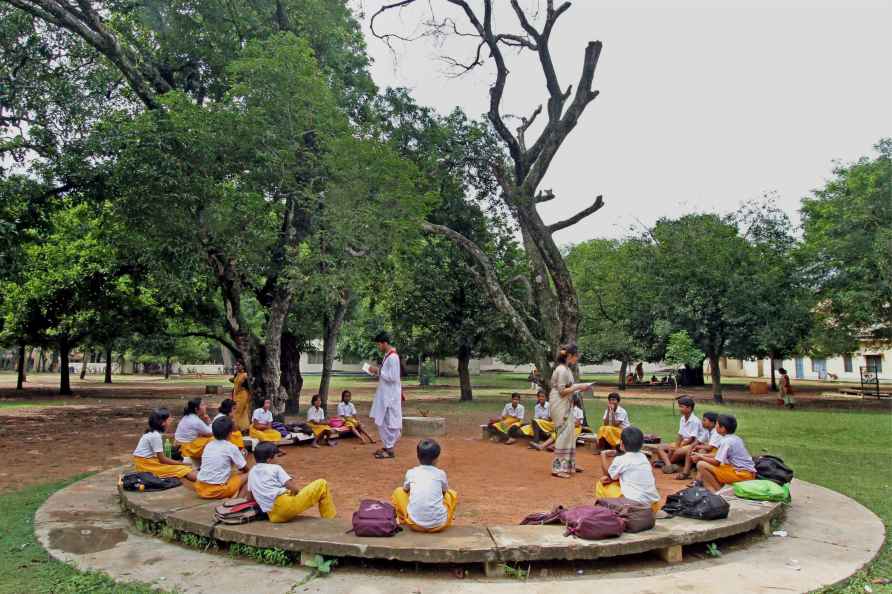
[754,455,794,485]
[662,486,730,520]
[120,472,181,492]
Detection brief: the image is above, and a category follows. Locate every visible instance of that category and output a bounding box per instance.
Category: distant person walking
[369,332,403,459]
[778,368,795,409]
[230,361,251,432]
[549,344,594,479]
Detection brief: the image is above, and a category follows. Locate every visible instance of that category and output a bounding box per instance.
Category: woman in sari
[230,360,251,432]
[549,344,594,479]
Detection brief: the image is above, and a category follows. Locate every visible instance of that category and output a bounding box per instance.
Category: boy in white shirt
[247,442,336,522]
[487,393,525,445]
[391,439,458,533]
[521,390,551,441]
[337,390,374,444]
[677,411,721,480]
[596,426,661,511]
[656,396,702,475]
[595,392,630,452]
[195,416,249,499]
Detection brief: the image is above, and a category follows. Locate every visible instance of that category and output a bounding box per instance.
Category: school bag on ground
[350,500,401,537]
[560,506,625,540]
[214,498,265,524]
[120,472,181,492]
[754,455,794,485]
[595,497,656,533]
[520,506,565,525]
[732,480,791,503]
[661,486,730,520]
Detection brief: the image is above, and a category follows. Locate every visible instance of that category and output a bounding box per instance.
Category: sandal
[551,472,572,479]
[674,472,690,480]
[505,438,516,445]
[575,467,584,473]
[662,464,679,474]
[374,449,395,459]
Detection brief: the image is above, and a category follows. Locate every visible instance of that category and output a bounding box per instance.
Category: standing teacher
[550,344,594,479]
[368,332,403,459]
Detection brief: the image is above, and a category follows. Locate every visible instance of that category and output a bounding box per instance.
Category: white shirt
[608,452,660,505]
[307,406,325,423]
[133,431,163,458]
[174,414,212,443]
[370,350,402,429]
[708,429,724,449]
[533,402,550,420]
[573,406,585,424]
[248,463,291,512]
[252,408,273,424]
[678,413,703,441]
[716,434,756,473]
[337,402,357,417]
[501,403,525,419]
[602,405,630,429]
[197,439,246,484]
[404,465,449,529]
[213,413,226,422]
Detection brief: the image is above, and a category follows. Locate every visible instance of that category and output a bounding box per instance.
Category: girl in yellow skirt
[132,408,196,482]
[195,416,249,499]
[337,390,374,444]
[214,398,246,451]
[487,393,525,445]
[307,394,339,448]
[173,398,213,462]
[230,360,251,432]
[594,393,630,453]
[250,399,284,444]
[531,394,589,451]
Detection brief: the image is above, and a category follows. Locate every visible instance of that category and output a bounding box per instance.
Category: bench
[243,432,314,452]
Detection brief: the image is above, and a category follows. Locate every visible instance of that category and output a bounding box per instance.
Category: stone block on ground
[402,416,446,437]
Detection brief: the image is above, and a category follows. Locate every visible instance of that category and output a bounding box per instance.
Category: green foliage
[228,542,292,566]
[705,542,722,558]
[501,563,531,580]
[664,331,705,369]
[178,532,215,551]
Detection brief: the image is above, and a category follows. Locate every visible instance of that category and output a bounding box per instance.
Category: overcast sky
[355,0,892,243]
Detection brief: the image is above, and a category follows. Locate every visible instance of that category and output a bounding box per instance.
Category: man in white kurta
[370,332,403,458]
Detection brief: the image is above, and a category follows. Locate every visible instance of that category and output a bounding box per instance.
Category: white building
[714,346,888,382]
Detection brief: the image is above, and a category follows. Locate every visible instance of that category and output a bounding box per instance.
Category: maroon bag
[350,499,401,537]
[595,497,655,533]
[561,505,625,540]
[520,505,565,526]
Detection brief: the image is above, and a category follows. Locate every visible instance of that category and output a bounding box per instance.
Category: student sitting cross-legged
[692,414,756,492]
[487,393,525,445]
[521,390,551,442]
[337,390,375,444]
[307,394,339,448]
[656,396,702,475]
[132,408,196,482]
[595,426,661,512]
[195,416,249,499]
[214,398,246,451]
[391,439,458,533]
[249,399,284,444]
[246,442,336,522]
[676,411,721,480]
[173,397,214,464]
[594,392,630,453]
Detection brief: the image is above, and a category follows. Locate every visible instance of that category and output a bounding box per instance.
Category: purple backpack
[350,500,401,537]
[560,505,625,540]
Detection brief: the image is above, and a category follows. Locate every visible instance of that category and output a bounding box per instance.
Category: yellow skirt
[391,487,458,533]
[249,426,283,443]
[491,416,522,435]
[530,418,555,436]
[195,474,242,499]
[308,422,333,438]
[343,417,361,429]
[228,430,245,449]
[177,436,213,459]
[595,480,660,512]
[597,425,623,447]
[714,464,756,485]
[132,456,193,479]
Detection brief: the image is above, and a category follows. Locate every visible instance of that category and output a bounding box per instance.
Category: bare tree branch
[547,195,604,233]
[535,188,555,203]
[515,104,542,151]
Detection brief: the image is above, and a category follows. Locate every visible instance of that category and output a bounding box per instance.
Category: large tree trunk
[16,344,26,390]
[617,358,628,390]
[59,339,72,395]
[770,357,777,392]
[260,291,292,417]
[280,330,303,415]
[318,290,350,411]
[708,353,724,403]
[457,344,473,402]
[104,345,113,384]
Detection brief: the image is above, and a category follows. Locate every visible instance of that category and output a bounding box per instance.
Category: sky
[354,0,892,243]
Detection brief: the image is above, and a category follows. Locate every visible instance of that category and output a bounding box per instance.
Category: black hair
[254,441,277,464]
[703,411,719,424]
[147,408,170,433]
[556,343,579,365]
[511,392,520,400]
[620,426,644,453]
[373,331,391,344]
[341,390,352,401]
[607,392,621,402]
[212,415,234,440]
[183,397,202,417]
[218,399,234,415]
[717,414,738,434]
[417,438,441,465]
[677,396,695,410]
[311,394,321,406]
[537,389,546,397]
[778,368,787,374]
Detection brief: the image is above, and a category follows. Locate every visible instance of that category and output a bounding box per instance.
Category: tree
[371,1,607,384]
[799,139,892,352]
[663,331,705,392]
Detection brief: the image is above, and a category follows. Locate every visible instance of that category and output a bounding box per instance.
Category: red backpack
[560,505,625,540]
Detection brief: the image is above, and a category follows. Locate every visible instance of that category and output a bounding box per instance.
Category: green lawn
[0,401,66,410]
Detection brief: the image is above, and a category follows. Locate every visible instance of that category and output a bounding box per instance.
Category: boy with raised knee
[391,439,458,533]
[692,414,756,492]
[656,396,702,475]
[247,442,336,522]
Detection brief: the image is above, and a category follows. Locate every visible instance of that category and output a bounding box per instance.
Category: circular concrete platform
[35,468,885,593]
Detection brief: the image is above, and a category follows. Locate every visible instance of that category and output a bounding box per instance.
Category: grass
[0,401,66,410]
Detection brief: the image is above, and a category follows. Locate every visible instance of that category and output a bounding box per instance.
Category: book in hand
[362,362,374,376]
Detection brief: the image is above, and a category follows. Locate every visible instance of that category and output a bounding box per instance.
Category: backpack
[560,506,625,540]
[214,498,265,524]
[519,505,565,526]
[271,421,290,438]
[350,500,401,537]
[595,497,656,533]
[732,479,791,503]
[643,434,661,444]
[662,486,730,520]
[754,455,794,485]
[120,472,181,492]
